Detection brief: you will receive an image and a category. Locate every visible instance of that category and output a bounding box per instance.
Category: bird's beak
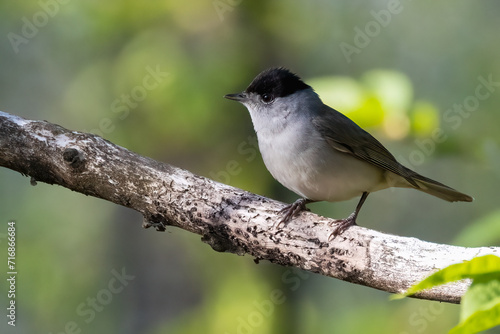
[224,92,247,102]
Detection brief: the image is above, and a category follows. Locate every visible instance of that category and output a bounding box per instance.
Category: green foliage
[454,210,500,247]
[396,255,500,333]
[410,101,440,137]
[310,70,441,140]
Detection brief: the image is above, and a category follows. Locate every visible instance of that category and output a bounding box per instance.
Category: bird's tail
[403,167,473,202]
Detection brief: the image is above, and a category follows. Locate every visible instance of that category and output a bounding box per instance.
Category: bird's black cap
[245,67,311,98]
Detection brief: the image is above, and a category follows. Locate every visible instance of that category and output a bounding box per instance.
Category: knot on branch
[142,213,169,232]
[63,148,86,170]
[201,225,248,255]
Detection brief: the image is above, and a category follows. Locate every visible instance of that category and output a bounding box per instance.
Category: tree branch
[0,111,497,304]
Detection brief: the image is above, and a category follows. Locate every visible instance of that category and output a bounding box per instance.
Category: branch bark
[0,111,497,304]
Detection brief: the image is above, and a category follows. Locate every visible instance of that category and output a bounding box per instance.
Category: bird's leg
[329,192,369,241]
[275,198,315,229]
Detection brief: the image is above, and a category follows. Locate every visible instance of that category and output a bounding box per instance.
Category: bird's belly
[261,139,386,202]
[299,154,385,201]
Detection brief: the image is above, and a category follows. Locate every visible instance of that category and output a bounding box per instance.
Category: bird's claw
[328,213,357,241]
[274,198,311,229]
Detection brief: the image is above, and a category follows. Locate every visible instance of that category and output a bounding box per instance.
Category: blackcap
[224,67,473,238]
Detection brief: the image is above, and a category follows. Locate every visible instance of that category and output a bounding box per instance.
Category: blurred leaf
[361,70,413,116]
[309,76,364,112]
[449,305,500,334]
[311,71,417,138]
[309,76,384,128]
[352,95,385,128]
[453,210,500,247]
[394,256,500,333]
[411,101,440,137]
[450,277,500,334]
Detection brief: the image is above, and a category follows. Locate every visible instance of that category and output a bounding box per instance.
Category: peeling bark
[0,110,497,304]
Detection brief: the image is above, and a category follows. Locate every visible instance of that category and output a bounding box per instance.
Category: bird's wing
[312,105,418,187]
[313,105,473,202]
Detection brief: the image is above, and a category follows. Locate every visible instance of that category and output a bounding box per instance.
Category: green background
[1,1,499,333]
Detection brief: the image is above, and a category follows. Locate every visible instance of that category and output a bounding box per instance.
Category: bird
[224,67,473,238]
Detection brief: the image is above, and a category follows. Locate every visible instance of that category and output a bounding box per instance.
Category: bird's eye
[261,93,274,104]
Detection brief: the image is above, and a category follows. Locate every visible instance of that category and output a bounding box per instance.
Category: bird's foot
[274,198,311,229]
[328,213,357,241]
